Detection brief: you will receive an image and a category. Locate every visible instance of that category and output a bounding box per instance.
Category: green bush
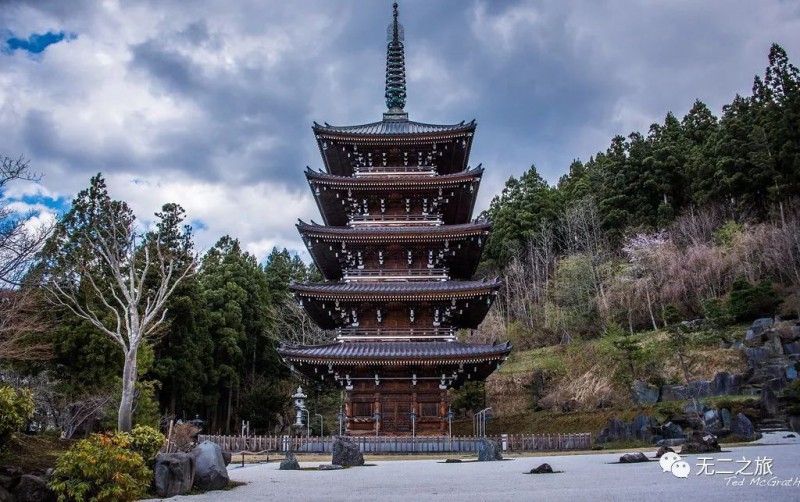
[728,276,780,322]
[49,433,151,502]
[129,425,165,462]
[0,385,35,447]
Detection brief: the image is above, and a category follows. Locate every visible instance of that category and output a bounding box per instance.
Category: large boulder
[680,431,721,454]
[744,348,770,369]
[13,475,56,502]
[632,414,657,442]
[730,413,755,440]
[632,381,660,404]
[619,452,648,463]
[661,385,688,402]
[712,372,742,396]
[785,342,800,356]
[761,387,779,416]
[476,439,503,461]
[720,408,732,429]
[661,422,686,440]
[154,452,195,498]
[763,332,785,356]
[191,441,229,491]
[597,418,631,443]
[704,409,721,430]
[279,452,300,470]
[331,437,364,467]
[655,446,675,458]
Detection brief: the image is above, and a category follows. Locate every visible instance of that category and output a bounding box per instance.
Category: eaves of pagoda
[306,166,483,226]
[297,220,491,281]
[291,279,501,330]
[312,119,477,177]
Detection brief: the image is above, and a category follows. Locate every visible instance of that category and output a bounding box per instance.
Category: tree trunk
[118,346,138,432]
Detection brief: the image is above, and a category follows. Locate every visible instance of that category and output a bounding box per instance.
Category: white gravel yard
[153,434,800,502]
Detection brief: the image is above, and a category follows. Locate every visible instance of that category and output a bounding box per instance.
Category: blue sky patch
[4,30,75,55]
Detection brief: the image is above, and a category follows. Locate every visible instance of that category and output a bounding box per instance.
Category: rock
[730,341,745,350]
[528,463,554,474]
[444,459,462,463]
[0,485,13,502]
[683,401,708,415]
[730,413,755,440]
[680,431,721,454]
[688,380,712,398]
[655,446,675,458]
[753,318,774,330]
[744,348,770,369]
[13,475,56,502]
[720,408,732,429]
[191,441,229,491]
[318,464,343,470]
[704,409,721,429]
[792,323,800,339]
[279,452,300,470]
[784,342,800,356]
[222,451,231,466]
[0,475,17,492]
[597,418,631,443]
[661,422,686,440]
[661,385,688,402]
[154,452,195,498]
[619,452,648,463]
[477,439,503,461]
[632,381,660,404]
[712,372,742,396]
[332,437,364,467]
[787,366,798,380]
[632,414,657,442]
[763,332,784,355]
[760,387,779,416]
[656,438,686,447]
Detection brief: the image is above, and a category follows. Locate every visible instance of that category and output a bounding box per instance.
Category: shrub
[171,422,201,453]
[728,276,780,322]
[130,425,165,462]
[49,433,151,502]
[0,385,35,447]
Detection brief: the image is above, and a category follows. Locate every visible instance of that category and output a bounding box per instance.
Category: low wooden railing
[348,214,442,226]
[335,327,456,340]
[354,166,437,176]
[343,268,448,281]
[197,433,592,454]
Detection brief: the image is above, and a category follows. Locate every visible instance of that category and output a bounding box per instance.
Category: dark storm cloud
[1,0,799,259]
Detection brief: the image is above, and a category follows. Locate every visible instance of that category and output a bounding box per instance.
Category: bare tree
[43,175,195,432]
[269,298,332,346]
[0,155,53,361]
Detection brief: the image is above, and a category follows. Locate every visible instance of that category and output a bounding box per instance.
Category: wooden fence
[197,433,592,454]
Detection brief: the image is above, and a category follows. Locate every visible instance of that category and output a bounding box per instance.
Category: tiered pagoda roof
[277,4,510,434]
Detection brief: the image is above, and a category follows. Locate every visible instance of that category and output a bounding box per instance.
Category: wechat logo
[660,452,691,478]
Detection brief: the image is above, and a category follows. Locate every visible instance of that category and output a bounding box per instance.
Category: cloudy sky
[2,0,799,262]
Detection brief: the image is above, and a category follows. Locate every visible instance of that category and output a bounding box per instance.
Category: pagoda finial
[384,2,408,120]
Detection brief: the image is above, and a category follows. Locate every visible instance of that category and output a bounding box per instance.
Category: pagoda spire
[384,2,408,121]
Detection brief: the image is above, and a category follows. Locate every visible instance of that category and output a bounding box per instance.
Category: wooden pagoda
[278,3,511,436]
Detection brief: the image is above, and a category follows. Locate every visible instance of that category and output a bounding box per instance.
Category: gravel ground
[153,433,800,502]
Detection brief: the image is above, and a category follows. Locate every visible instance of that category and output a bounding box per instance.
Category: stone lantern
[292,386,307,427]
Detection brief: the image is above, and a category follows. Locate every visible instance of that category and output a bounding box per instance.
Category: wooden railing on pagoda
[335,327,456,341]
[197,433,592,454]
[348,214,443,226]
[343,268,448,281]
[354,165,437,176]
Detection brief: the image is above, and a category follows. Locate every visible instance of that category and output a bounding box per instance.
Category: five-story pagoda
[278,3,511,436]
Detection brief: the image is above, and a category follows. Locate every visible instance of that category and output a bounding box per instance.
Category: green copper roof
[385,2,407,118]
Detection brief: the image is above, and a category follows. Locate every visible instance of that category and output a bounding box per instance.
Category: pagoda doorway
[381,395,411,434]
